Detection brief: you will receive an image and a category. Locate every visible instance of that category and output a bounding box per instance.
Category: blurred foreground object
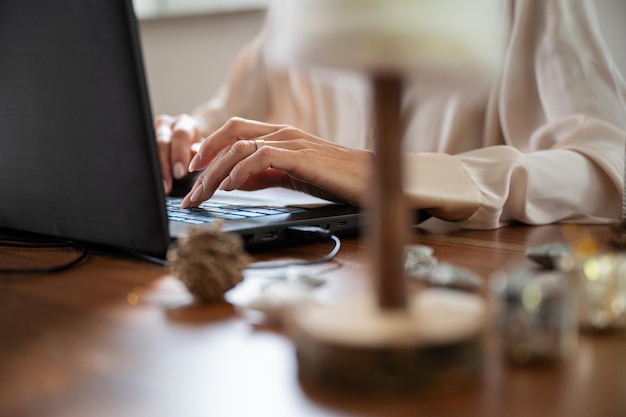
[269,0,507,78]
[405,244,483,290]
[523,227,626,334]
[274,0,507,393]
[292,289,486,391]
[168,227,251,302]
[563,226,626,330]
[491,266,578,365]
[575,252,626,330]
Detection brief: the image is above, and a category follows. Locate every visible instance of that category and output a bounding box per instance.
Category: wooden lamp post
[269,0,507,391]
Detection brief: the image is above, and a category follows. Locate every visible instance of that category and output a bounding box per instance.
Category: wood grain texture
[0,224,625,417]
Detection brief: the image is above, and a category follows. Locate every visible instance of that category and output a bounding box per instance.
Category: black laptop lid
[0,1,170,256]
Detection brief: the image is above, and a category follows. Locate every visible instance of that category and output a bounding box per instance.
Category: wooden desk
[1,224,625,417]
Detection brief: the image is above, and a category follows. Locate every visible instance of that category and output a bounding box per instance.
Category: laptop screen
[0,1,170,256]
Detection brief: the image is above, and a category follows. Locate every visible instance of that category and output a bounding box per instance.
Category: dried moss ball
[167,226,251,302]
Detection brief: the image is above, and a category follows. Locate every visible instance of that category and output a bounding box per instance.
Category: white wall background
[138,9,266,116]
[137,1,626,117]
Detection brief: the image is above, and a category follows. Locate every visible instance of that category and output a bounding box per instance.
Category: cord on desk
[0,235,88,275]
[246,226,342,270]
[130,226,343,269]
[133,226,343,269]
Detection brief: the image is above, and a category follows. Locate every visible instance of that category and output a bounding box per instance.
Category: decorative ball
[167,226,251,302]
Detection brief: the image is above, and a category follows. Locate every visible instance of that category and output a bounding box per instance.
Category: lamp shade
[268,0,508,78]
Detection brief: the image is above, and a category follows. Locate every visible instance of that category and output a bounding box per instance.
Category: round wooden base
[290,288,486,393]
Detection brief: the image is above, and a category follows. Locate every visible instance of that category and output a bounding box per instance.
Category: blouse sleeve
[404,0,626,229]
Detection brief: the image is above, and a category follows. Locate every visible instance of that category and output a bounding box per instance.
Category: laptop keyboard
[166,198,306,225]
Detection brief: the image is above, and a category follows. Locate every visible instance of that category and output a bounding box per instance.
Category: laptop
[0,0,361,258]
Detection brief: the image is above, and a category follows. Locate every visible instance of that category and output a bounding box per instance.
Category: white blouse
[192,0,626,229]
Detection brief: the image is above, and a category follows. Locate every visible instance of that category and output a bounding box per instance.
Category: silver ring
[254,139,265,151]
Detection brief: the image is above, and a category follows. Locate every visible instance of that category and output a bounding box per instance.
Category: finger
[170,115,199,179]
[181,123,324,207]
[217,132,337,191]
[156,134,173,195]
[188,117,285,172]
[224,168,290,191]
[182,139,260,208]
[211,133,320,193]
[180,178,203,208]
[154,115,174,194]
[220,146,303,192]
[221,140,370,206]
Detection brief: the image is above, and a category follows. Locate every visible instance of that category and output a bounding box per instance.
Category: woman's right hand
[181,117,374,209]
[154,114,203,195]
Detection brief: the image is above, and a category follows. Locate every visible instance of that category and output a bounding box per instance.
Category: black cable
[0,236,89,275]
[0,223,342,275]
[86,226,343,270]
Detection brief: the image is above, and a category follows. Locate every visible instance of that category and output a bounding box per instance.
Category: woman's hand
[181,117,374,208]
[154,114,203,195]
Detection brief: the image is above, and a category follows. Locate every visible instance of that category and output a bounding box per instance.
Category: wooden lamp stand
[289,72,486,392]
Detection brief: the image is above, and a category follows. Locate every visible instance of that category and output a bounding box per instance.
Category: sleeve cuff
[403,152,481,222]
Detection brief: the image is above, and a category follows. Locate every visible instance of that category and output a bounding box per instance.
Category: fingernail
[190,183,204,203]
[188,154,199,172]
[163,180,170,194]
[218,177,231,191]
[173,163,186,180]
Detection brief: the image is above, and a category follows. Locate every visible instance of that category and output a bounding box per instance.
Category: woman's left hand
[180,117,373,208]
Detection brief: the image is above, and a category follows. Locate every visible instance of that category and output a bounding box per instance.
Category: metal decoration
[491,266,578,364]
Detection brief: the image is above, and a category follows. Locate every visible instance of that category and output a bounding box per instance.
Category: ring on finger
[254,139,265,151]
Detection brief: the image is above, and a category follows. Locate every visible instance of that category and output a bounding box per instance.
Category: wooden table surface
[1,224,625,417]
